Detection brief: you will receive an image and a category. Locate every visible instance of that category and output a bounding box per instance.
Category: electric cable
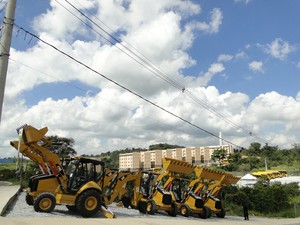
[13,23,244,149]
[56,0,271,145]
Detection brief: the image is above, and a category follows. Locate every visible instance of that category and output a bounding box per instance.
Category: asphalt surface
[1,185,300,225]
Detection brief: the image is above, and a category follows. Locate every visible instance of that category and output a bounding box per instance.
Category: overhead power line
[56,0,271,145]
[13,23,243,149]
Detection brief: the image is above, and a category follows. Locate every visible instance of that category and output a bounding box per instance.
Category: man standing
[242,199,249,220]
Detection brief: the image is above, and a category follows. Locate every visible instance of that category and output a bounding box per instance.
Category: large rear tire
[33,192,56,213]
[76,189,102,218]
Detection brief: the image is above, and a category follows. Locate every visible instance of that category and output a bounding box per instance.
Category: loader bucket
[221,173,240,186]
[22,125,48,144]
[195,167,225,181]
[162,157,195,174]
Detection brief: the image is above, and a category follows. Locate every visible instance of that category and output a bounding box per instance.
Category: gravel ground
[3,192,300,225]
[4,192,235,221]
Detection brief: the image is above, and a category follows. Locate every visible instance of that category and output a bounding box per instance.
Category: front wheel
[121,196,131,208]
[167,202,178,217]
[33,192,56,213]
[146,199,156,215]
[25,193,34,206]
[199,206,211,219]
[180,204,190,217]
[216,208,226,218]
[76,189,102,218]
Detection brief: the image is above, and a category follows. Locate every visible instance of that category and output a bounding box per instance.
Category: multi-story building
[119,145,233,169]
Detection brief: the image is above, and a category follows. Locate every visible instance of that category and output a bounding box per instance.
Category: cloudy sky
[0,0,300,157]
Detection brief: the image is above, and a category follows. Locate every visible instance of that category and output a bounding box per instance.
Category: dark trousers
[243,209,249,220]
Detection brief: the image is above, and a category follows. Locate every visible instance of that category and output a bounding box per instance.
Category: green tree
[211,149,227,165]
[248,142,261,156]
[46,135,77,158]
[149,143,184,150]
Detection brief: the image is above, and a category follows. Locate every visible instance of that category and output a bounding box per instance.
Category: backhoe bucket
[100,205,116,218]
[10,140,27,152]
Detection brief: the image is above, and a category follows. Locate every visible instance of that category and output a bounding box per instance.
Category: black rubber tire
[167,202,178,217]
[33,192,56,213]
[121,196,131,208]
[76,189,102,218]
[216,207,226,218]
[180,204,190,217]
[146,199,156,215]
[66,205,77,212]
[25,193,34,206]
[137,201,146,213]
[199,206,211,219]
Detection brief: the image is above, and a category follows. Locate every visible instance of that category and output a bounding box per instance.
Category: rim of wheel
[85,196,97,211]
[181,206,187,215]
[39,198,52,211]
[147,202,152,212]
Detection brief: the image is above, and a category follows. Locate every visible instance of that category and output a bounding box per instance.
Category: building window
[201,155,204,163]
[172,151,176,158]
[151,161,155,168]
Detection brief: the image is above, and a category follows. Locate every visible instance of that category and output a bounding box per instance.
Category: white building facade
[119,145,233,169]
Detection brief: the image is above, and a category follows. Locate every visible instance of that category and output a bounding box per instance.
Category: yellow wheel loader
[11,125,115,218]
[202,172,240,218]
[133,170,178,216]
[162,159,214,219]
[161,158,240,219]
[116,164,179,216]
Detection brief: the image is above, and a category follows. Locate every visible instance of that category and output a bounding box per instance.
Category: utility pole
[265,157,268,171]
[0,0,17,124]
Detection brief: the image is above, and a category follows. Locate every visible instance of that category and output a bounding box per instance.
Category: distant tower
[219,131,223,146]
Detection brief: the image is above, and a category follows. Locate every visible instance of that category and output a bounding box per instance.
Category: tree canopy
[46,135,77,158]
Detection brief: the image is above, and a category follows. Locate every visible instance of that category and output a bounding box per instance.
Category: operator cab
[64,157,105,193]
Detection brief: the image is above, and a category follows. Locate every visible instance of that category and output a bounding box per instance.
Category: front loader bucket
[162,157,195,174]
[221,173,240,186]
[22,125,48,144]
[195,167,225,181]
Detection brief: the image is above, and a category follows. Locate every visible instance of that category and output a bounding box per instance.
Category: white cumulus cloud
[249,61,264,73]
[0,0,299,158]
[265,38,296,60]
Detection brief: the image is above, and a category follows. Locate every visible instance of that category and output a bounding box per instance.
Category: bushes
[0,168,17,180]
[222,182,300,217]
[0,161,37,186]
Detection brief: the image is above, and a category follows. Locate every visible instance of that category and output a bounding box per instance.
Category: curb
[0,188,22,216]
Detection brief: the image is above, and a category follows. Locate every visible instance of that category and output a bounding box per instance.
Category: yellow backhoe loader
[202,172,240,218]
[117,159,181,217]
[11,125,115,218]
